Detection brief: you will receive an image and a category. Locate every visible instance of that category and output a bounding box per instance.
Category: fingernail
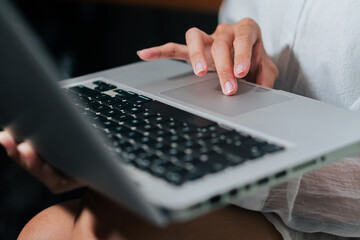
[17,144,29,166]
[136,50,143,56]
[0,133,4,145]
[224,81,234,95]
[235,64,245,75]
[195,61,205,74]
[18,144,35,168]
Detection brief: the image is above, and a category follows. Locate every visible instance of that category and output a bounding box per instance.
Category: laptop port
[257,177,269,186]
[293,159,317,172]
[229,189,238,197]
[209,195,222,205]
[274,170,287,179]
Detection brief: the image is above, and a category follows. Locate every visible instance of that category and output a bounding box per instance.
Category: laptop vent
[182,168,292,217]
[292,159,318,173]
[178,153,349,221]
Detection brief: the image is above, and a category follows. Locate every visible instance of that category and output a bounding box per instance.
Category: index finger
[137,43,189,61]
[233,18,260,78]
[211,25,238,95]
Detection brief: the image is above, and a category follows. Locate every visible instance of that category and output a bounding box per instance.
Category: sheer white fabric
[219,0,360,238]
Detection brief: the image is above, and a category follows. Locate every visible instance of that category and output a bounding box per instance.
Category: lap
[19,191,282,240]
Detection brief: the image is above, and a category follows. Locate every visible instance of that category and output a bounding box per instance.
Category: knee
[18,199,80,240]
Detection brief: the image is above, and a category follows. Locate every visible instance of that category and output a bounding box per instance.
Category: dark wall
[1,1,218,239]
[13,0,218,77]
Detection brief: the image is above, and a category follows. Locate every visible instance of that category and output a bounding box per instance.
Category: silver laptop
[1,0,360,225]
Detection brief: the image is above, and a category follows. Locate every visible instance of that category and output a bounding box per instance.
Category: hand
[137,18,279,95]
[0,131,83,194]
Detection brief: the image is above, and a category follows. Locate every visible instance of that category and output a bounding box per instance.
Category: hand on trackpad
[161,78,291,116]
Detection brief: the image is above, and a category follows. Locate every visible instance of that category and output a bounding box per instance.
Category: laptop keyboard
[64,80,284,186]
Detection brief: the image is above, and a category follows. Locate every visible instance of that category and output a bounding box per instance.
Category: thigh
[18,199,81,240]
[72,191,282,240]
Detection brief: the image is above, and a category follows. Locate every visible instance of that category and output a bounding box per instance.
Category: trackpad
[162,78,291,116]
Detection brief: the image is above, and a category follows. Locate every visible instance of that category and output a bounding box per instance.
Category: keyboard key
[67,94,88,104]
[95,85,116,92]
[108,125,131,134]
[176,140,202,150]
[174,126,197,135]
[78,99,100,108]
[93,80,110,86]
[100,109,122,117]
[226,154,247,166]
[93,80,117,89]
[133,158,152,170]
[122,131,144,140]
[133,111,157,119]
[69,85,99,96]
[191,161,214,175]
[95,119,117,129]
[113,139,132,148]
[101,97,122,106]
[147,142,170,152]
[79,109,96,118]
[88,104,111,113]
[260,144,284,154]
[184,171,203,181]
[222,131,250,143]
[124,145,144,154]
[216,143,258,160]
[127,95,153,104]
[150,163,167,177]
[91,93,112,101]
[148,129,172,139]
[123,118,147,127]
[88,115,107,124]
[148,115,171,124]
[159,134,187,144]
[138,136,157,145]
[151,163,186,184]
[135,124,159,133]
[191,146,213,156]
[143,101,216,128]
[159,120,184,130]
[112,101,134,110]
[114,89,138,99]
[200,137,224,146]
[186,131,212,140]
[111,113,133,122]
[164,169,188,185]
[240,137,267,148]
[203,126,232,138]
[123,106,146,114]
[205,153,231,172]
[164,148,185,158]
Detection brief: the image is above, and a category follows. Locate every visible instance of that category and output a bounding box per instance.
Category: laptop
[1,0,360,225]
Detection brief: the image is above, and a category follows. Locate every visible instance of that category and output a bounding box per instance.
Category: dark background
[0,0,218,239]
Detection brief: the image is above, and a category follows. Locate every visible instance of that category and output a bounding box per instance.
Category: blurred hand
[0,131,83,194]
[137,18,279,95]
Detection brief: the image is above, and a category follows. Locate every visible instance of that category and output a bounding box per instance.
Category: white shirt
[219,1,360,239]
[220,0,360,111]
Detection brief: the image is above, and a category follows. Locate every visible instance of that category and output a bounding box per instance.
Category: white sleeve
[231,155,360,238]
[219,0,256,24]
